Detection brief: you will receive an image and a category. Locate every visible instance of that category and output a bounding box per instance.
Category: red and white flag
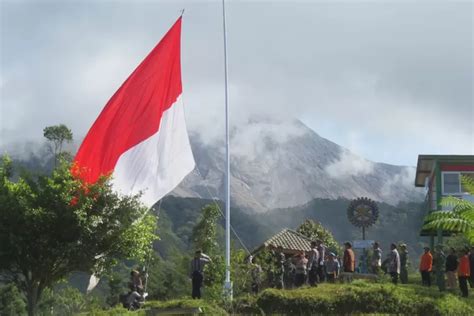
[73,17,195,206]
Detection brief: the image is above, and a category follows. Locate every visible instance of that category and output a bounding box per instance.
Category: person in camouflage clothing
[272,246,285,289]
[399,243,409,284]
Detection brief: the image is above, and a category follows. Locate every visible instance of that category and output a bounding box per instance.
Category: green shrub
[230,294,262,315]
[146,299,227,315]
[256,281,474,315]
[0,283,27,315]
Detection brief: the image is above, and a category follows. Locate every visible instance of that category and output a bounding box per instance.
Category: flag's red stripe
[73,17,182,183]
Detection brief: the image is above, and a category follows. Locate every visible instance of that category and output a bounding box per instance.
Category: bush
[146,299,227,315]
[0,283,27,315]
[256,281,474,315]
[230,294,262,315]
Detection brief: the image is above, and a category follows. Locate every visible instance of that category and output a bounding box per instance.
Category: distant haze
[1,0,473,166]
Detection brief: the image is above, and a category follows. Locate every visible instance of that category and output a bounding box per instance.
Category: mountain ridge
[173,118,424,212]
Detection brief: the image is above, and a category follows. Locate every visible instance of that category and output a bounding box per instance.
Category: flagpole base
[223,281,233,300]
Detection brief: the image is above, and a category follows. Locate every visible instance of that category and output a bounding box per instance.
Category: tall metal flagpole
[222,0,232,299]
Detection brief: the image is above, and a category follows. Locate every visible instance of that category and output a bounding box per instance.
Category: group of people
[369,242,409,284]
[186,244,474,299]
[419,246,472,297]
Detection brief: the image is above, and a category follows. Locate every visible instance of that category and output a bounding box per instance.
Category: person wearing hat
[420,247,433,286]
[371,242,382,275]
[190,250,212,299]
[399,243,409,284]
[325,252,340,283]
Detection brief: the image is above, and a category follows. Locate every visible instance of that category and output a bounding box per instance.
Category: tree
[43,124,73,166]
[423,176,474,243]
[297,219,342,254]
[191,204,225,300]
[0,157,157,315]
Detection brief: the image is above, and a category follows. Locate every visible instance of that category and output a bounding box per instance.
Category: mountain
[3,118,424,213]
[174,118,424,212]
[156,196,426,264]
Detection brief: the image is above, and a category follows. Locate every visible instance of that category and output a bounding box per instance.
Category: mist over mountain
[174,118,424,212]
[2,118,424,212]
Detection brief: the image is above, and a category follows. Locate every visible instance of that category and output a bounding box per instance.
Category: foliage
[145,299,227,315]
[256,281,474,315]
[146,252,191,300]
[43,124,73,165]
[296,219,342,254]
[0,283,27,315]
[0,157,157,315]
[191,204,226,301]
[230,249,253,298]
[37,286,102,316]
[424,176,474,243]
[192,204,221,254]
[105,272,126,307]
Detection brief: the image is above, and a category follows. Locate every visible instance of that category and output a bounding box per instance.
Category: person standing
[316,240,326,282]
[387,243,400,285]
[445,247,458,290]
[274,247,285,289]
[458,248,471,297]
[250,256,263,295]
[469,246,474,288]
[283,256,296,289]
[325,252,340,283]
[434,245,446,291]
[307,241,320,287]
[294,252,308,287]
[420,247,433,287]
[343,242,355,273]
[190,250,211,299]
[371,242,382,275]
[399,244,409,284]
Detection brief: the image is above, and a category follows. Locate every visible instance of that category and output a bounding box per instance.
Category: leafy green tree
[0,157,157,315]
[0,283,27,315]
[37,285,102,316]
[297,219,342,254]
[424,176,474,243]
[43,124,73,166]
[191,204,225,301]
[147,252,190,300]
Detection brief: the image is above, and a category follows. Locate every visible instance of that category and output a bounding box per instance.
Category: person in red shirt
[419,247,433,286]
[458,248,471,297]
[343,242,355,273]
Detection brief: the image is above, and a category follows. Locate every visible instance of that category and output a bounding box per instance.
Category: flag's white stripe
[112,95,195,206]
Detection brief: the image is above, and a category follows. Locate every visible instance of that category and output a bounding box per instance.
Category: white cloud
[325,150,374,179]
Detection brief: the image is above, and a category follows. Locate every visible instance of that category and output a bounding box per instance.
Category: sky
[0,0,473,166]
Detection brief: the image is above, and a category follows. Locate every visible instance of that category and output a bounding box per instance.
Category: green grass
[78,278,474,315]
[255,280,474,315]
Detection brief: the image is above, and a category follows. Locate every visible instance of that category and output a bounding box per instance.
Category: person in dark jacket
[445,247,458,290]
[307,241,319,287]
[190,250,211,299]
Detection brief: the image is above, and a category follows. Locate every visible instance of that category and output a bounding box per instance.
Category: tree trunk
[26,283,39,316]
